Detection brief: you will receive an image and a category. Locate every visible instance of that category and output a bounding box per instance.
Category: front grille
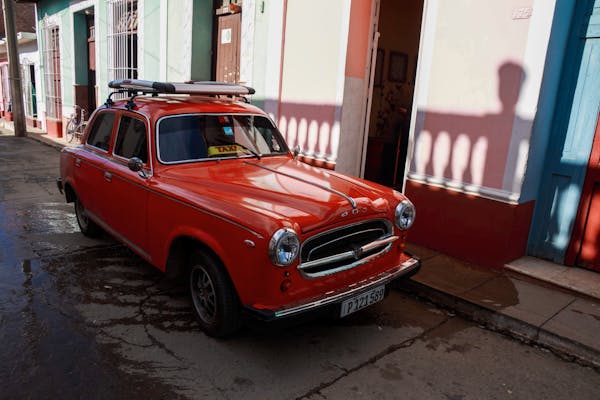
[298,219,396,278]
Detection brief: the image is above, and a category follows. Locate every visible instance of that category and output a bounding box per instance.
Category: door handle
[75,158,81,167]
[104,171,112,182]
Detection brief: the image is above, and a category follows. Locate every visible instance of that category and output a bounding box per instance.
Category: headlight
[395,200,416,230]
[269,228,300,266]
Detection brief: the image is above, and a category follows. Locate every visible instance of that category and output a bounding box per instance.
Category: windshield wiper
[234,141,261,160]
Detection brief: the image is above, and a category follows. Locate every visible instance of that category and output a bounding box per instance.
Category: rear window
[86,112,116,151]
[157,114,288,163]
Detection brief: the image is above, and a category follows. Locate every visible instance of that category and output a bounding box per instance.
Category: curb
[25,131,66,151]
[398,279,600,370]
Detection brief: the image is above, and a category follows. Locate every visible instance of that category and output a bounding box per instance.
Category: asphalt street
[1,133,599,400]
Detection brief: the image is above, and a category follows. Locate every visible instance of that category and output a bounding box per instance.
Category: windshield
[157,114,289,163]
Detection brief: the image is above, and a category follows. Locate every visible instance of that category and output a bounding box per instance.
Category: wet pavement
[2,133,600,399]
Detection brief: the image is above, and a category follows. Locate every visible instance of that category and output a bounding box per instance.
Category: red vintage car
[57,80,419,337]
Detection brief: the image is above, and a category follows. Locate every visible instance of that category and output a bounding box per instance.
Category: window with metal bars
[42,23,62,120]
[107,0,138,89]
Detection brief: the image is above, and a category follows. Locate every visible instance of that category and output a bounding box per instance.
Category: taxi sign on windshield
[208,145,244,156]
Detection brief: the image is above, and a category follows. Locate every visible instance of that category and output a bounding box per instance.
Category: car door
[101,112,151,259]
[75,110,117,223]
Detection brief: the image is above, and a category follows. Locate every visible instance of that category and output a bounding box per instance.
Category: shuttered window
[42,22,62,120]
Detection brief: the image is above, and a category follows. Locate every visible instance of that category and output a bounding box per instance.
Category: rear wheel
[189,250,241,337]
[74,197,101,237]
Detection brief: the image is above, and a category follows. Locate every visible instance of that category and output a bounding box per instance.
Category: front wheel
[189,251,241,337]
[74,197,101,237]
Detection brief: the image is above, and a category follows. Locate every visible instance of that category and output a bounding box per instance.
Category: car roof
[105,95,268,122]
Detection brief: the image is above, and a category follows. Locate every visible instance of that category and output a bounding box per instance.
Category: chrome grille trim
[298,219,395,278]
[299,236,398,270]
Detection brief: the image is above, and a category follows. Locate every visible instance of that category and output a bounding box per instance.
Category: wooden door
[215,13,241,83]
[567,114,600,271]
[528,0,600,263]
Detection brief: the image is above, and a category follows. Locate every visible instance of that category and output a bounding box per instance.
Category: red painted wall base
[45,118,63,138]
[26,117,39,128]
[405,180,535,268]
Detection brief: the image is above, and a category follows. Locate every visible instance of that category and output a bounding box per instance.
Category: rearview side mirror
[292,145,301,159]
[128,157,148,179]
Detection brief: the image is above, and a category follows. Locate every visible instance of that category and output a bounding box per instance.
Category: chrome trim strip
[301,218,392,253]
[244,161,357,209]
[86,210,152,261]
[298,236,398,278]
[272,257,420,318]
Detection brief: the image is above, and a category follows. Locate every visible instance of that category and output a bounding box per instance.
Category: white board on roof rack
[108,79,255,96]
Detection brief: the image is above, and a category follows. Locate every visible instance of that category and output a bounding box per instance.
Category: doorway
[73,7,96,114]
[214,1,241,83]
[364,0,424,189]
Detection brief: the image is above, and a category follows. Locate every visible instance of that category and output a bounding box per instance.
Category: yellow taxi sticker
[207,145,243,156]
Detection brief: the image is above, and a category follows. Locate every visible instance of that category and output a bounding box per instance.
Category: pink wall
[345,0,372,79]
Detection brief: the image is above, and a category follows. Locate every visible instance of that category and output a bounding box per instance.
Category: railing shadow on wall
[409,63,537,200]
[260,100,341,170]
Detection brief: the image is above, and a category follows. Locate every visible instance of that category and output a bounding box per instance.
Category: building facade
[0,1,38,128]
[31,0,600,273]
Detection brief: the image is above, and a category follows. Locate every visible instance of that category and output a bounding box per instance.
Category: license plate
[340,285,385,317]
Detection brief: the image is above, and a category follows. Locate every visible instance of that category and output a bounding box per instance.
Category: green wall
[191,0,213,80]
[143,0,161,80]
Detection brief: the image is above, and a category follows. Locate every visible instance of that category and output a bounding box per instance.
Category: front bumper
[245,255,420,321]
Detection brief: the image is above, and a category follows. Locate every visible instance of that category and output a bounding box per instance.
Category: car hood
[157,157,403,234]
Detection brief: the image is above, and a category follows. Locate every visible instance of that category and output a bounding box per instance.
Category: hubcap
[190,265,217,324]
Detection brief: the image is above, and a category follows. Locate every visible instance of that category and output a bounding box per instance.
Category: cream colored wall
[426,1,530,114]
[280,0,349,104]
[409,0,556,201]
[166,0,193,81]
[278,0,351,163]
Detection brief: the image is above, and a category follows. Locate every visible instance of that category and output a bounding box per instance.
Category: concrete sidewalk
[403,243,600,369]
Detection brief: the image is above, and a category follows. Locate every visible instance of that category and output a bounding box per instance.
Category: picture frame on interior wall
[374,49,384,87]
[389,51,408,83]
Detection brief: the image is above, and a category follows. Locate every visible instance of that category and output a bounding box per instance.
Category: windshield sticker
[223,126,234,136]
[208,145,243,156]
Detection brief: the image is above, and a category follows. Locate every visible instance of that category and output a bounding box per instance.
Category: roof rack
[107,79,255,96]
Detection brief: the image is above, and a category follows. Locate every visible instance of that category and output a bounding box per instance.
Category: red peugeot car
[57,80,419,337]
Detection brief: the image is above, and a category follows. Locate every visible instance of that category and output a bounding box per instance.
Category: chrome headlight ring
[395,200,416,231]
[268,228,300,266]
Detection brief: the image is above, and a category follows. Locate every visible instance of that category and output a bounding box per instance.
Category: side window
[114,116,148,163]
[86,112,116,151]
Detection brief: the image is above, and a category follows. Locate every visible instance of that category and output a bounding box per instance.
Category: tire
[74,197,102,237]
[188,250,241,337]
[65,119,77,143]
